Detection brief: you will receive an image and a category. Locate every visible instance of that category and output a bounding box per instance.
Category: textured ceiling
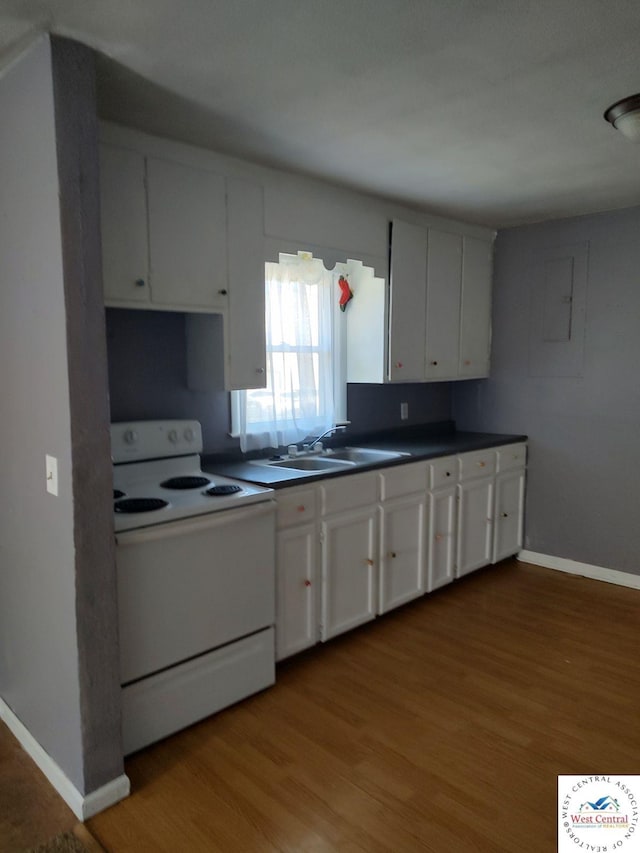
[2,0,640,227]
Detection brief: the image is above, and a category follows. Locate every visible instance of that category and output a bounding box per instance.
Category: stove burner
[115,497,169,514]
[114,489,126,500]
[205,484,243,496]
[160,476,211,490]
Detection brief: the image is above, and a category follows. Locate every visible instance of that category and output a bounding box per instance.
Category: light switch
[400,402,409,421]
[46,454,58,496]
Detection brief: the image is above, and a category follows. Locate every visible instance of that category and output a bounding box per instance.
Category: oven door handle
[115,500,275,546]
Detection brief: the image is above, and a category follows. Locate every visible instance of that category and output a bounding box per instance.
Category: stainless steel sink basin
[326,447,409,464]
[259,457,355,471]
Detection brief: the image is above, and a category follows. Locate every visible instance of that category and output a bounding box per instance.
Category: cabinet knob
[387,551,397,559]
[477,461,486,467]
[134,278,145,288]
[304,579,312,587]
[430,360,438,366]
[256,367,265,374]
[296,505,305,512]
[218,289,228,295]
[502,512,509,518]
[395,362,403,369]
[365,558,374,566]
[464,359,471,366]
[435,533,443,542]
[445,471,451,477]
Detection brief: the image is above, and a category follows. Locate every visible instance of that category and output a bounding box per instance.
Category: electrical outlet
[46,454,58,496]
[400,402,409,421]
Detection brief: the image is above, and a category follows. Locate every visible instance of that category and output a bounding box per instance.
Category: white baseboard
[518,550,640,590]
[0,696,130,820]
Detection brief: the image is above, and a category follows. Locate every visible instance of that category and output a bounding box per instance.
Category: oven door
[116,500,275,685]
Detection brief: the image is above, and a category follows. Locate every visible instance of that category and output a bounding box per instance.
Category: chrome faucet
[307,424,347,451]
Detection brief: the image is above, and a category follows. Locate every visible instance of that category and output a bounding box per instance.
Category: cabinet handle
[218,289,228,295]
[387,551,397,559]
[134,278,145,288]
[365,558,374,566]
[296,505,305,512]
[304,579,312,587]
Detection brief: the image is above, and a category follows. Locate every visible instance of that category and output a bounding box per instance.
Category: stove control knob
[184,428,195,443]
[168,429,179,444]
[123,429,137,445]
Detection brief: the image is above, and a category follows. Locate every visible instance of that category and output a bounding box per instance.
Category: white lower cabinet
[428,485,457,591]
[456,476,495,577]
[273,442,526,660]
[493,468,525,563]
[276,524,317,660]
[320,507,377,640]
[378,494,426,614]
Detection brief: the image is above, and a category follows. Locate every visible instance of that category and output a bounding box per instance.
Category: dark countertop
[202,428,527,489]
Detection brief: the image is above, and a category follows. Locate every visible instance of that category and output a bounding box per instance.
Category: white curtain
[233,255,335,451]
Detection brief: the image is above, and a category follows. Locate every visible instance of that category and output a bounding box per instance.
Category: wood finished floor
[82,559,640,852]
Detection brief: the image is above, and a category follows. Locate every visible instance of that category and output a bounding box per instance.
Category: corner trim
[518,550,640,590]
[0,697,130,820]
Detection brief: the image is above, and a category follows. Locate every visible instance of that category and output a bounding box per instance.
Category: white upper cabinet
[100,144,229,312]
[425,229,463,380]
[459,236,493,378]
[349,220,493,383]
[146,156,228,311]
[99,145,149,304]
[388,220,428,381]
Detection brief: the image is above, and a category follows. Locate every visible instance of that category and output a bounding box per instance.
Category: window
[232,253,343,451]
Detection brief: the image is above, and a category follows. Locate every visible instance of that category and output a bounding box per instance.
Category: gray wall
[106,309,452,453]
[0,36,123,797]
[0,38,84,788]
[454,205,640,576]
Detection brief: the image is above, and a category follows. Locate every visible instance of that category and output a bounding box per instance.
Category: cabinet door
[459,236,493,378]
[456,477,494,577]
[147,157,228,310]
[427,485,457,591]
[99,144,150,304]
[493,469,525,563]
[379,495,426,614]
[321,507,377,641]
[388,220,428,381]
[226,178,267,389]
[276,524,317,660]
[425,229,462,380]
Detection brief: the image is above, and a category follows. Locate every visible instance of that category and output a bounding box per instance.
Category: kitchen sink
[326,447,410,464]
[259,457,355,471]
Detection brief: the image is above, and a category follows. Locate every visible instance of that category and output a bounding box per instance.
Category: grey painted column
[50,37,123,793]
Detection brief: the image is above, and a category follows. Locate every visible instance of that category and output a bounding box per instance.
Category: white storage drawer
[458,449,496,482]
[276,487,317,528]
[320,471,378,515]
[429,455,459,489]
[380,461,428,501]
[496,443,527,472]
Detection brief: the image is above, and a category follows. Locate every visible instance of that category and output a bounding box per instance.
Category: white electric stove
[111,420,276,755]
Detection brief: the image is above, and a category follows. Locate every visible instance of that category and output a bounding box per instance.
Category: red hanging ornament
[338,275,353,312]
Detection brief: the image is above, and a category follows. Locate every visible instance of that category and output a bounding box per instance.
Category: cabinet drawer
[380,461,427,501]
[429,456,459,489]
[321,471,378,516]
[496,443,527,472]
[276,487,317,528]
[458,449,496,481]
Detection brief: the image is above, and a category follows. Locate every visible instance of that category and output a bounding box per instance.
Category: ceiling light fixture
[604,93,640,142]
